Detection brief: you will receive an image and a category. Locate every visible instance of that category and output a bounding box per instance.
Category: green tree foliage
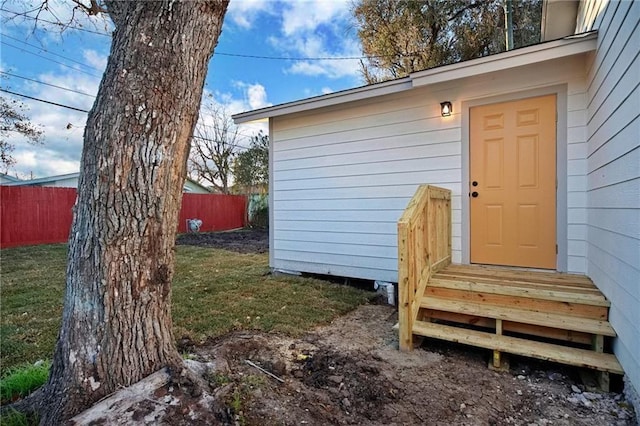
[353,0,542,83]
[233,131,269,194]
[0,96,43,171]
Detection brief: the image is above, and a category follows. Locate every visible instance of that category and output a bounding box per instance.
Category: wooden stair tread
[441,265,596,287]
[433,272,602,294]
[412,321,623,374]
[420,296,616,336]
[427,278,610,307]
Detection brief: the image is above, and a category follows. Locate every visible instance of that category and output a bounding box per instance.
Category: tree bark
[37,1,229,423]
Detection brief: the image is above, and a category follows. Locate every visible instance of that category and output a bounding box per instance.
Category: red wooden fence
[177,192,247,234]
[0,186,247,248]
[1,186,77,248]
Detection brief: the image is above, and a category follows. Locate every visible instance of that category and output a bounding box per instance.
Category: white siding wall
[567,76,591,274]
[272,90,460,282]
[271,55,592,282]
[460,62,591,275]
[48,177,80,188]
[582,0,640,397]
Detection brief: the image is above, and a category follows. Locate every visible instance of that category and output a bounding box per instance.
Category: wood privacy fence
[0,185,247,248]
[397,185,452,351]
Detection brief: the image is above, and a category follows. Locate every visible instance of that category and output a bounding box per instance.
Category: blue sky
[0,0,364,178]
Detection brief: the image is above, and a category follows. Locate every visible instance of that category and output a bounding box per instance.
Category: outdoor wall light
[440,101,452,117]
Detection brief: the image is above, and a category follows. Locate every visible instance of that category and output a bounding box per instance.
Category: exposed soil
[176,228,268,254]
[74,229,637,425]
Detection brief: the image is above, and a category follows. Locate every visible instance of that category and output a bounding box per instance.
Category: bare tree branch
[188,103,241,194]
[0,95,44,173]
[71,0,107,16]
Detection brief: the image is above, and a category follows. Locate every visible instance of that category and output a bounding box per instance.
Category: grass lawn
[1,244,374,374]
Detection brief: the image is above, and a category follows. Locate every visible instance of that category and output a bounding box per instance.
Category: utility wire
[0,88,260,147]
[1,7,386,62]
[215,52,363,61]
[0,87,89,113]
[1,71,95,97]
[1,41,103,79]
[0,32,104,72]
[0,8,112,37]
[191,135,250,150]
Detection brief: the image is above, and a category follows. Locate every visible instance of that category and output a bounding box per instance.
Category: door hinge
[556,244,558,254]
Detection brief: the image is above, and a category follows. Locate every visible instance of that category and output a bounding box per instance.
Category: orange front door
[470,95,557,269]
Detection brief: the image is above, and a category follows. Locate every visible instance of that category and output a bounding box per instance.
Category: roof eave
[3,172,80,186]
[233,77,412,124]
[410,32,596,87]
[233,33,597,124]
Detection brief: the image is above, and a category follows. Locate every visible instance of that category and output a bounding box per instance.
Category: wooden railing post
[398,220,412,351]
[398,184,452,352]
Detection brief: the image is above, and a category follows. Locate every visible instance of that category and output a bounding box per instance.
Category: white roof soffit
[233,33,597,124]
[233,77,411,124]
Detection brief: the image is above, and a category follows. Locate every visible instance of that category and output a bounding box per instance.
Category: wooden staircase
[397,186,622,390]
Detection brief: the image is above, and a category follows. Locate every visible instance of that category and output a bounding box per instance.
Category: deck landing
[413,264,622,388]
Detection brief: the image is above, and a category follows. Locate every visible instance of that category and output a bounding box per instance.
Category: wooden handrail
[398,185,452,351]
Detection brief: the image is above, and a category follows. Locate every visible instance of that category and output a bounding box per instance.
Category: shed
[234,0,639,403]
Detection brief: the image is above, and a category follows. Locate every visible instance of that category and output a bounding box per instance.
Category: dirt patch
[197,305,636,425]
[176,228,268,254]
[76,232,636,425]
[83,305,635,425]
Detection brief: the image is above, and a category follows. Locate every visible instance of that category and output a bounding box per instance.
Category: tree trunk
[38,1,228,423]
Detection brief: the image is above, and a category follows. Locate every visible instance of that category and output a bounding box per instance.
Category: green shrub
[250,204,268,228]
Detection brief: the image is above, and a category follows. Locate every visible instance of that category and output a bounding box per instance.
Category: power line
[1,41,103,79]
[0,8,112,37]
[191,135,252,151]
[1,71,95,97]
[0,88,261,144]
[0,32,104,72]
[0,87,263,138]
[0,88,89,113]
[215,52,363,61]
[1,7,383,62]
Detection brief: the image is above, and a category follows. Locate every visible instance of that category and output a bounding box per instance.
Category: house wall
[580,0,640,400]
[0,174,21,184]
[45,176,80,188]
[183,180,211,194]
[270,54,592,282]
[9,174,208,193]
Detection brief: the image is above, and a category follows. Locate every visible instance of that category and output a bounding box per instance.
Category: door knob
[471,191,479,198]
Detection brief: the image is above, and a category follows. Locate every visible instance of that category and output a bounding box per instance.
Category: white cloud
[272,32,361,79]
[195,83,270,152]
[281,0,351,36]
[227,82,272,112]
[246,84,271,110]
[227,0,272,29]
[13,149,80,178]
[267,1,361,80]
[82,50,108,71]
[288,61,328,77]
[3,44,106,178]
[8,77,271,178]
[219,0,362,80]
